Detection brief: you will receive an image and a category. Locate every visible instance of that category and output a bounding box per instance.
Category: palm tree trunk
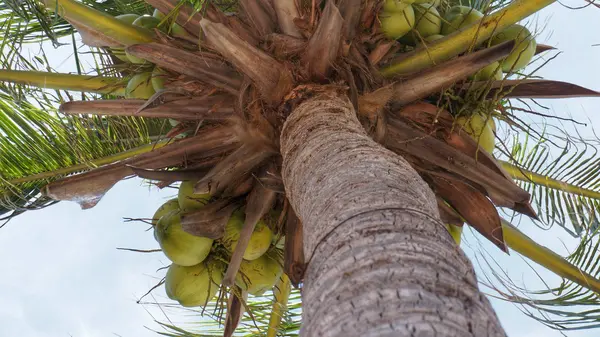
[280,90,506,337]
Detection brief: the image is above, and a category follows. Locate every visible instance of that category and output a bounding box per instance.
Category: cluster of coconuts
[380,0,537,80]
[110,9,193,100]
[152,181,284,307]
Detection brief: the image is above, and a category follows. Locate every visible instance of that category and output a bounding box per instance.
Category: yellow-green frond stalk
[43,0,155,46]
[501,161,600,200]
[445,224,463,245]
[7,141,168,185]
[382,0,556,76]
[502,220,600,294]
[0,70,127,96]
[267,274,292,337]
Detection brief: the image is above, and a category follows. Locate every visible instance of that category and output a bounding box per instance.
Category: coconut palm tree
[2,0,600,336]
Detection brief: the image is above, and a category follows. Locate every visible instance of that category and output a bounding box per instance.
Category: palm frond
[151,289,302,337]
[502,128,600,237]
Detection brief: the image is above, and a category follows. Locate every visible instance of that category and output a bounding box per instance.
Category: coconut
[110,14,140,62]
[413,3,441,39]
[235,250,283,296]
[126,16,163,64]
[151,67,166,92]
[491,24,536,73]
[178,180,211,212]
[222,211,273,261]
[441,6,483,35]
[456,114,495,153]
[152,8,165,20]
[152,198,179,226]
[383,0,414,13]
[469,61,503,81]
[415,0,441,5]
[381,5,415,40]
[125,72,156,99]
[165,260,223,307]
[154,212,214,266]
[115,13,140,25]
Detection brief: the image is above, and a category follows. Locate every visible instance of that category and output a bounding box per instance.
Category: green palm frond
[0,0,151,45]
[502,130,600,237]
[151,289,302,337]
[478,226,600,331]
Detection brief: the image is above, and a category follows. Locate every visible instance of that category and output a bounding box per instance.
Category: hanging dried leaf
[194,144,274,196]
[535,44,555,55]
[180,198,238,238]
[125,43,242,95]
[337,0,362,40]
[390,40,515,105]
[467,80,600,99]
[302,1,343,80]
[60,95,236,120]
[273,0,302,38]
[43,126,238,208]
[437,197,463,227]
[427,173,507,252]
[284,206,305,287]
[239,0,277,37]
[224,287,247,337]
[385,118,532,210]
[199,19,294,104]
[223,165,278,286]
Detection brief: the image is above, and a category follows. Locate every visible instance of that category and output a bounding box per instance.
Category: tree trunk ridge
[280,91,505,337]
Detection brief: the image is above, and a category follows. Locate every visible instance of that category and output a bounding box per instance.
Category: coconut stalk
[266,274,292,337]
[502,219,600,293]
[501,161,600,200]
[382,0,557,76]
[43,0,155,46]
[0,70,126,95]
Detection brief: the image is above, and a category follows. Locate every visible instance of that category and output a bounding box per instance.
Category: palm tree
[2,0,600,335]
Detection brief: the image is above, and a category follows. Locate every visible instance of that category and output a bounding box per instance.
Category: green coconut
[456,113,496,153]
[413,3,441,39]
[125,16,162,64]
[383,0,414,13]
[422,34,444,43]
[178,180,211,212]
[222,211,273,261]
[165,260,223,307]
[491,24,536,73]
[115,13,140,25]
[125,72,156,99]
[151,67,167,92]
[152,198,179,226]
[415,0,441,5]
[110,14,140,62]
[154,212,214,266]
[469,61,503,81]
[441,6,483,35]
[381,5,415,40]
[235,250,283,296]
[152,8,165,20]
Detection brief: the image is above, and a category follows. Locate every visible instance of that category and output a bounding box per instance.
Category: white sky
[1,2,600,337]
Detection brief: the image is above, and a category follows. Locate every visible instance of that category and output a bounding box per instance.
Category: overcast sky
[1,2,600,337]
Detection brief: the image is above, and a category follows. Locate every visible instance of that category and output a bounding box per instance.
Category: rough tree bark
[280,90,506,337]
